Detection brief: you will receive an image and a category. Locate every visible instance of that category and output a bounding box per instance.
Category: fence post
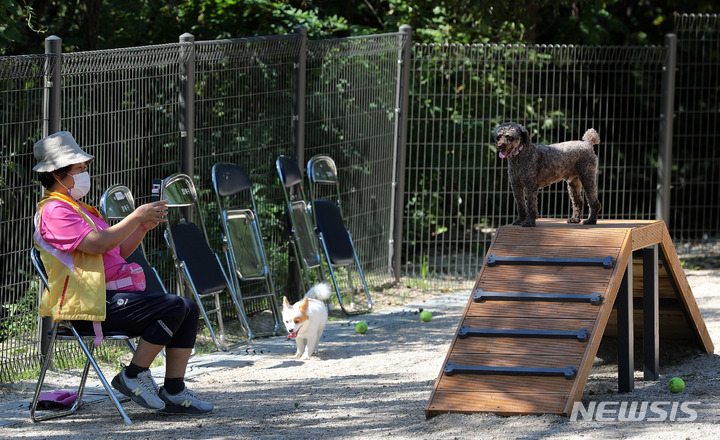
[39,35,63,363]
[179,33,195,222]
[293,26,307,169]
[391,25,412,283]
[288,25,308,301]
[657,33,677,225]
[43,36,62,137]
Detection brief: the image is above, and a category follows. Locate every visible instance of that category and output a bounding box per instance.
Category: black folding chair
[211,163,281,337]
[307,155,372,315]
[160,173,252,349]
[275,156,325,294]
[29,248,137,424]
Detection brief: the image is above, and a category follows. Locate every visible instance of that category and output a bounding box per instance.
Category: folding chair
[211,162,281,337]
[160,173,252,349]
[275,156,325,294]
[306,155,372,315]
[29,248,137,425]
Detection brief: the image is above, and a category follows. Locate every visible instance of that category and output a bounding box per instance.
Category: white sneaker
[111,367,165,410]
[159,386,213,414]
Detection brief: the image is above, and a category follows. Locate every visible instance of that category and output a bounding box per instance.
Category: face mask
[58,171,91,200]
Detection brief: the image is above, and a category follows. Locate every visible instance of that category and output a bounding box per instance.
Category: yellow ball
[355,321,368,334]
[420,310,432,322]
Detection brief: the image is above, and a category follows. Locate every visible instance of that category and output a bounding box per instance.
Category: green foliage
[0,281,38,340]
[3,0,719,55]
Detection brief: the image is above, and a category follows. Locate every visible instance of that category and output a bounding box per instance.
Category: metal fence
[403,43,668,287]
[670,14,720,256]
[0,30,405,381]
[1,14,719,382]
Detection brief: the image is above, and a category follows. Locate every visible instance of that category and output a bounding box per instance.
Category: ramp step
[457,325,589,342]
[443,363,577,379]
[473,289,603,305]
[486,254,615,269]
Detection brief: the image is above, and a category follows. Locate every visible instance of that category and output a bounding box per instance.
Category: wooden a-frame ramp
[426,219,714,418]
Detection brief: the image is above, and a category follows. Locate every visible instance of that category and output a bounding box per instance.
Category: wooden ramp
[426,219,713,418]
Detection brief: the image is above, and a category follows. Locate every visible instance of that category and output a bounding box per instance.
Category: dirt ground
[2,269,719,440]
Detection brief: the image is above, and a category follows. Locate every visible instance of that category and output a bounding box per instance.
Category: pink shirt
[39,200,128,282]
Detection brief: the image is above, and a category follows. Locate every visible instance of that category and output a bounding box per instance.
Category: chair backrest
[276,156,323,269]
[161,173,230,293]
[30,247,49,287]
[307,155,345,219]
[162,173,197,208]
[212,163,269,280]
[99,184,166,293]
[307,155,338,185]
[277,155,304,189]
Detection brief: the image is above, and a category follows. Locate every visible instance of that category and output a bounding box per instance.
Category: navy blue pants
[73,291,199,349]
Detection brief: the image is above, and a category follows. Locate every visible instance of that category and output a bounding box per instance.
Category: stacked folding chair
[306,155,373,315]
[275,155,325,294]
[160,173,252,349]
[211,163,281,337]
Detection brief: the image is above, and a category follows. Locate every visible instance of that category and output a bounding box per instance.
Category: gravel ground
[2,269,719,440]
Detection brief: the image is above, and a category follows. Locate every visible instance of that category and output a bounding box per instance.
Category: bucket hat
[32,131,95,172]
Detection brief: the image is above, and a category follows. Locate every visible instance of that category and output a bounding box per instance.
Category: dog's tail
[583,128,600,146]
[306,283,332,301]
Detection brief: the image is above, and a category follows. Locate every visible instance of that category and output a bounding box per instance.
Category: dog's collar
[510,144,525,157]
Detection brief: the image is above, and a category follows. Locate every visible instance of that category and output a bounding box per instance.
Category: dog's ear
[298,297,310,313]
[519,124,531,147]
[283,296,291,309]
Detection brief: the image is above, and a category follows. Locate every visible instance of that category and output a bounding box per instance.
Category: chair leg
[30,323,60,422]
[70,326,133,425]
[30,323,133,425]
[181,265,230,351]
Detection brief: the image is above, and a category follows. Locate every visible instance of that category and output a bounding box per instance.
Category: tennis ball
[420,310,432,322]
[668,377,685,393]
[355,321,368,334]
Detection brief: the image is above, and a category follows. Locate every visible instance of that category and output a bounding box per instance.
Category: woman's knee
[182,297,200,322]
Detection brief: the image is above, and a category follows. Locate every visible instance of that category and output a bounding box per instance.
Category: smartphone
[150,178,163,202]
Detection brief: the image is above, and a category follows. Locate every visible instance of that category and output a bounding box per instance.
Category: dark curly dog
[494,122,601,227]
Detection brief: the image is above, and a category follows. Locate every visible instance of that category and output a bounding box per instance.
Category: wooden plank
[489,245,622,259]
[477,280,609,295]
[451,338,588,356]
[563,226,632,414]
[447,353,582,367]
[479,265,616,285]
[435,373,576,394]
[427,391,567,417]
[630,221,665,250]
[496,228,628,248]
[466,301,601,319]
[462,317,597,331]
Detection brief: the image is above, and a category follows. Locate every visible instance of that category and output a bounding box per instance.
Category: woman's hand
[133,200,169,224]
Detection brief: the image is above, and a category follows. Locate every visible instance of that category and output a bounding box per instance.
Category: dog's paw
[300,353,310,360]
[521,220,536,227]
[567,217,581,224]
[582,218,597,225]
[512,217,525,226]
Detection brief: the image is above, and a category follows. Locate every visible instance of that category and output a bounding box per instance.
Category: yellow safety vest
[34,191,106,322]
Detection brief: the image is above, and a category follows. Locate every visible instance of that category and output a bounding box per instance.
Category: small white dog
[282,283,332,360]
